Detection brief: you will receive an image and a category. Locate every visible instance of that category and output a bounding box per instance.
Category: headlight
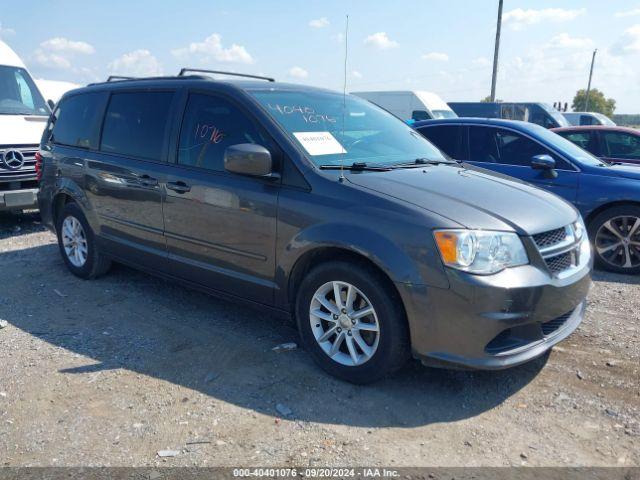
[434,229,529,274]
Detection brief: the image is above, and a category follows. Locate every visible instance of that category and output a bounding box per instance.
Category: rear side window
[418,125,464,159]
[51,93,103,148]
[177,93,269,172]
[100,91,174,161]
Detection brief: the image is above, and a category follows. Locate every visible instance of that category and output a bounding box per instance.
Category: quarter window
[100,91,174,161]
[51,93,104,149]
[178,93,269,171]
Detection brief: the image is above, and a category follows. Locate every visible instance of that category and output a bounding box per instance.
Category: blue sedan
[415,118,640,274]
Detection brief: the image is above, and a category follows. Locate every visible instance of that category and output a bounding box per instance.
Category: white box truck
[0,40,51,212]
[351,90,457,122]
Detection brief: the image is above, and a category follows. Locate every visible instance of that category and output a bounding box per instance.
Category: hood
[601,163,640,180]
[346,164,578,235]
[0,115,47,145]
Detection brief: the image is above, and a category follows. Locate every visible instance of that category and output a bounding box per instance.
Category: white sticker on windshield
[293,131,347,156]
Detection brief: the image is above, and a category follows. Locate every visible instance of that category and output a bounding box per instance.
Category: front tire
[56,202,111,279]
[295,261,410,384]
[589,205,640,274]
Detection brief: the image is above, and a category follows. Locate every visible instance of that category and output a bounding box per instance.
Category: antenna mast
[339,14,349,183]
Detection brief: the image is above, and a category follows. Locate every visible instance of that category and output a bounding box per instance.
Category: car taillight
[35,152,43,182]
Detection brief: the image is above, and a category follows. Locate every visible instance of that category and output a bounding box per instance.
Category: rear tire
[589,205,640,274]
[56,202,111,279]
[295,260,410,384]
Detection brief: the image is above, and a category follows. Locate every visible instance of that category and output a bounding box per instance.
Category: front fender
[275,222,449,309]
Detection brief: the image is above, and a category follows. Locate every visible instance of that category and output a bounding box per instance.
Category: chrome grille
[533,227,567,248]
[533,224,583,277]
[0,145,38,183]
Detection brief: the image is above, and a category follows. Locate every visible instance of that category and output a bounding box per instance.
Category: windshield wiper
[387,158,457,168]
[319,162,392,171]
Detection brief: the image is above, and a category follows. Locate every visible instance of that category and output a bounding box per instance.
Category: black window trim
[50,91,108,151]
[415,123,466,161]
[96,87,179,164]
[447,122,582,172]
[171,87,284,182]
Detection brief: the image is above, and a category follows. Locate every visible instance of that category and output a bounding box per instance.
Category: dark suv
[38,71,592,383]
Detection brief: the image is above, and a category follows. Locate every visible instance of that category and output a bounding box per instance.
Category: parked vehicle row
[36,71,592,383]
[563,111,616,127]
[416,118,640,274]
[447,102,570,129]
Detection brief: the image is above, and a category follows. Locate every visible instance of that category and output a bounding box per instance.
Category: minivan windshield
[249,89,448,167]
[0,65,49,116]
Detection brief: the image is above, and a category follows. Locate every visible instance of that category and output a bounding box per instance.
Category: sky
[1,0,639,113]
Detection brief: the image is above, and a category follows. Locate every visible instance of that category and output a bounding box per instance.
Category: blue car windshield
[249,89,448,167]
[533,124,606,166]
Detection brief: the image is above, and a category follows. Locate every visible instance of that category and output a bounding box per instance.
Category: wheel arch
[51,179,99,232]
[585,200,640,229]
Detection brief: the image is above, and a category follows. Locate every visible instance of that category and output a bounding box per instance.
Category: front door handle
[138,174,158,187]
[166,181,191,193]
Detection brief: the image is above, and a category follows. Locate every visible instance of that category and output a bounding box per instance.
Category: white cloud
[288,66,309,79]
[0,22,15,38]
[333,33,345,43]
[611,24,640,55]
[615,8,640,18]
[364,32,399,50]
[472,56,490,67]
[40,37,95,55]
[351,70,362,79]
[108,49,163,77]
[421,52,449,62]
[547,33,593,49]
[309,17,329,28]
[172,33,253,64]
[503,8,586,30]
[31,37,94,70]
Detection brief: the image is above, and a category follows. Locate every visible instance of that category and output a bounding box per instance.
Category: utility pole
[490,0,504,102]
[584,49,597,111]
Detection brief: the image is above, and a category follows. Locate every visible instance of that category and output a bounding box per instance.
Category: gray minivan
[37,71,592,383]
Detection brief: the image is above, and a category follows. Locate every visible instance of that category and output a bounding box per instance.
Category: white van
[351,90,457,122]
[0,40,51,212]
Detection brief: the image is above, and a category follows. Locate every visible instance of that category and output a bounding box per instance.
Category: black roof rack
[106,75,137,82]
[178,68,275,82]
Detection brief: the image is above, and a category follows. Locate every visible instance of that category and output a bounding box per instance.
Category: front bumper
[0,188,38,211]
[398,262,591,370]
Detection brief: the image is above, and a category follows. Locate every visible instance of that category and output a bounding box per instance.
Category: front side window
[469,126,571,169]
[0,65,48,115]
[178,93,270,171]
[100,91,174,161]
[51,93,103,149]
[248,89,447,167]
[603,132,640,159]
[580,115,594,126]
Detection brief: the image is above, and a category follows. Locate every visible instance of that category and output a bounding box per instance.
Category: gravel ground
[0,211,638,467]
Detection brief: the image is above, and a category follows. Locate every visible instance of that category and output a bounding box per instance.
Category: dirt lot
[0,211,638,468]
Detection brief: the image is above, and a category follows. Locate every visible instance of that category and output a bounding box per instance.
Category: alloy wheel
[309,281,380,367]
[595,215,640,270]
[61,216,88,267]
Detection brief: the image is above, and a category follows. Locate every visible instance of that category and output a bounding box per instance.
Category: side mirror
[47,99,56,110]
[531,154,557,178]
[531,154,555,170]
[224,144,277,179]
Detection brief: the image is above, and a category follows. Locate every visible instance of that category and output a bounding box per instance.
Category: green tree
[571,88,616,116]
[481,95,502,103]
